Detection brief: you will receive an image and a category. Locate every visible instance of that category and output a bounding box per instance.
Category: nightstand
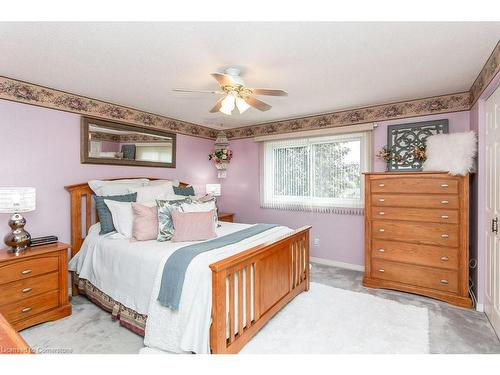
[218,212,234,223]
[0,242,72,331]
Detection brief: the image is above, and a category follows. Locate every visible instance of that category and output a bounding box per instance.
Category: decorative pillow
[157,198,192,241]
[94,193,137,235]
[132,203,158,241]
[128,182,175,202]
[423,131,477,176]
[173,185,195,196]
[171,210,217,242]
[104,200,134,239]
[89,179,148,196]
[180,200,216,213]
[182,196,219,228]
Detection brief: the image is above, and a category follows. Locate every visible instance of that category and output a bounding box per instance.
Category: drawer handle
[21,269,32,275]
[441,234,449,238]
[379,229,385,232]
[441,215,449,219]
[21,307,32,313]
[378,183,385,187]
[379,211,385,215]
[440,184,449,188]
[379,198,385,202]
[441,200,449,204]
[440,256,449,261]
[378,269,385,273]
[378,248,385,253]
[21,287,32,293]
[440,279,449,285]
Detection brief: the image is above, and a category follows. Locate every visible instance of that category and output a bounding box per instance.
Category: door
[485,85,500,335]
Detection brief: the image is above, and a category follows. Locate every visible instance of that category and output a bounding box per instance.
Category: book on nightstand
[29,236,58,247]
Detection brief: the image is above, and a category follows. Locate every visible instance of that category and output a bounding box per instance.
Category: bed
[65,178,311,354]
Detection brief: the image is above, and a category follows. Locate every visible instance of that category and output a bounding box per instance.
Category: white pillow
[422,131,477,176]
[104,199,134,238]
[128,182,175,202]
[89,179,149,196]
[149,179,180,188]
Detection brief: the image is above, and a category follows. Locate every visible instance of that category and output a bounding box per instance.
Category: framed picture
[387,119,449,172]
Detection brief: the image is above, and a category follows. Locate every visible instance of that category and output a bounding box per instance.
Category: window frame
[260,130,372,212]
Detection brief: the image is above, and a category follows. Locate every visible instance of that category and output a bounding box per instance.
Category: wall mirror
[81,117,176,168]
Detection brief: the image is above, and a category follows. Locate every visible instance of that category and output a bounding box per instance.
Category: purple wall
[0,100,215,245]
[218,111,471,266]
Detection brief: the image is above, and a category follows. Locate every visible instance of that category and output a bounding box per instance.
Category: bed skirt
[73,273,147,336]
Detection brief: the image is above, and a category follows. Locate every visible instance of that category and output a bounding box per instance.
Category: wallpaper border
[0,76,217,139]
[0,39,498,141]
[225,92,471,139]
[470,40,500,106]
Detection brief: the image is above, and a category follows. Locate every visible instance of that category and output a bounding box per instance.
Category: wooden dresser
[363,172,472,308]
[0,243,72,330]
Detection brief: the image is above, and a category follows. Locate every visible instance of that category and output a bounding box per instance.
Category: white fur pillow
[422,131,477,176]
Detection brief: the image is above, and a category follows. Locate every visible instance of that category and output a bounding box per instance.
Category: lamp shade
[0,187,36,213]
[206,184,221,197]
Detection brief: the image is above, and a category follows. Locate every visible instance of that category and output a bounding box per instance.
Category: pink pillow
[171,210,217,242]
[132,203,158,241]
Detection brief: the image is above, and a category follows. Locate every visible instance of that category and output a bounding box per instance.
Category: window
[135,144,172,163]
[261,131,371,214]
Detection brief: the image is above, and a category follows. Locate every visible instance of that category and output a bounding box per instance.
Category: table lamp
[0,187,36,254]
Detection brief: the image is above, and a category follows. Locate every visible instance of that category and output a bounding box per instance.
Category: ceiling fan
[173,67,288,115]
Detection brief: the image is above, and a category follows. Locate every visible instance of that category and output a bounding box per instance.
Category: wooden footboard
[209,226,311,354]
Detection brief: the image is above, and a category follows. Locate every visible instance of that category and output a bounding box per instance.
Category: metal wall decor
[387,119,449,172]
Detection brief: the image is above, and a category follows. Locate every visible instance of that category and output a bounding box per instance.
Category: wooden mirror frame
[81,116,177,168]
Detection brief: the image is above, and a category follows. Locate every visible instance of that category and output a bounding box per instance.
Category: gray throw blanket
[157,223,278,311]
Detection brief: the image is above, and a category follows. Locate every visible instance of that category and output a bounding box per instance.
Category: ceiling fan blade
[209,97,225,113]
[210,73,235,87]
[245,96,272,111]
[173,88,224,94]
[250,88,288,97]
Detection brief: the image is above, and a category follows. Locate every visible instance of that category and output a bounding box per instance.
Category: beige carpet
[21,282,429,354]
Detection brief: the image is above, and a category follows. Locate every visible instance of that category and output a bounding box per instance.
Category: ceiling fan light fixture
[219,93,236,115]
[235,97,250,114]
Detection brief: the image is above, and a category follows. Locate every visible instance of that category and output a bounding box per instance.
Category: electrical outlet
[313,238,320,247]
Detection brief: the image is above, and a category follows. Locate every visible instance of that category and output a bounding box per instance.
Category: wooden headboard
[64,178,189,257]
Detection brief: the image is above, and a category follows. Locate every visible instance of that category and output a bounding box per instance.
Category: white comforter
[68,221,292,353]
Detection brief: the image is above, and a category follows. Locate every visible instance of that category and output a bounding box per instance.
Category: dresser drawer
[0,290,59,323]
[371,194,459,209]
[0,272,59,306]
[372,220,459,247]
[0,256,59,285]
[370,178,458,194]
[371,240,458,270]
[372,259,458,293]
[370,206,459,224]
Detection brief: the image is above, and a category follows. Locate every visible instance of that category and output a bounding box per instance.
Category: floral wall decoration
[208,131,233,178]
[0,76,216,139]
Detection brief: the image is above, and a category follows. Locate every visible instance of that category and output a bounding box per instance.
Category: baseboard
[469,287,484,312]
[310,257,364,272]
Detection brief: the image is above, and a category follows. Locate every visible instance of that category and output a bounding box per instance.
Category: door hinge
[492,217,499,234]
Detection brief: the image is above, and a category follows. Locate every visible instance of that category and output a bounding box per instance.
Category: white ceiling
[1,22,499,129]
